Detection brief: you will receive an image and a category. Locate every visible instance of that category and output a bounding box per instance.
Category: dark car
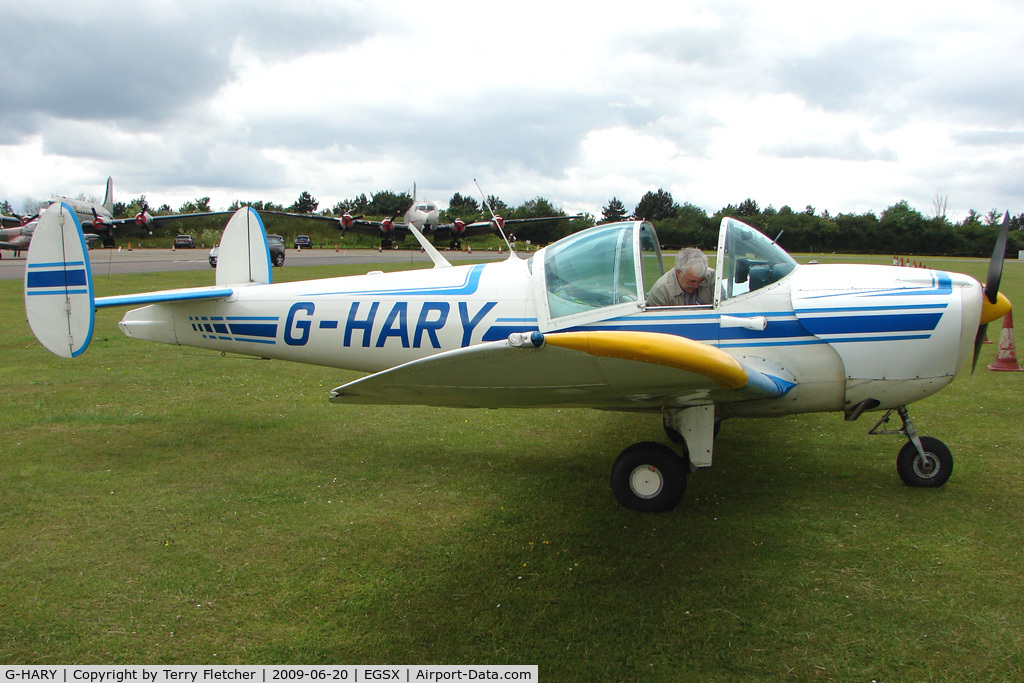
[173,234,195,249]
[209,234,286,268]
[294,235,312,249]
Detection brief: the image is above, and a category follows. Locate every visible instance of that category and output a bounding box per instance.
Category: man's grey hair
[674,248,708,277]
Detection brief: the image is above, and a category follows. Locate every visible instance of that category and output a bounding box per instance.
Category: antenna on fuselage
[474,178,515,256]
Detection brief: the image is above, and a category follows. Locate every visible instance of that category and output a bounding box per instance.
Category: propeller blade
[972,323,989,374]
[984,212,1010,304]
[973,212,1012,372]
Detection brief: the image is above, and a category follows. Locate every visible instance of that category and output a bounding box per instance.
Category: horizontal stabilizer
[95,286,234,309]
[24,203,95,358]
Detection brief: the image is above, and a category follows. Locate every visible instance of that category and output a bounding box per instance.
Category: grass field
[1,254,1022,680]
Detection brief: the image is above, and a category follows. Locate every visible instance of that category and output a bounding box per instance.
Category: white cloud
[1,0,1022,221]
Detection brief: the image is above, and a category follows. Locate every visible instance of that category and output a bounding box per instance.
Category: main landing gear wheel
[896,436,953,488]
[610,442,687,512]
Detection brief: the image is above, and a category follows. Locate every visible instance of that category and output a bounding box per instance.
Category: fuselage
[119,252,984,418]
[2,200,111,251]
[1,222,33,249]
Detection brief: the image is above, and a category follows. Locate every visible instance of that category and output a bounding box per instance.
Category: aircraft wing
[259,210,352,226]
[100,211,233,230]
[2,214,22,227]
[330,331,795,410]
[256,210,396,239]
[431,214,585,240]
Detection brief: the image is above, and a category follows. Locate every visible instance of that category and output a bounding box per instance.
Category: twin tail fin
[24,206,269,358]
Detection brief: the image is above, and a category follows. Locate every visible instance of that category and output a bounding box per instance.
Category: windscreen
[544,222,639,319]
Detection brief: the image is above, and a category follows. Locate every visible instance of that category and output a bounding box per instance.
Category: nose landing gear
[869,406,953,487]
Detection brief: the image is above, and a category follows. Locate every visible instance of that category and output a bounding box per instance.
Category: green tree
[656,202,713,249]
[634,189,677,221]
[984,209,1005,226]
[962,209,983,226]
[290,191,319,214]
[333,194,369,215]
[179,197,212,214]
[367,190,412,218]
[510,196,570,243]
[484,195,509,215]
[119,195,152,218]
[229,200,284,212]
[447,192,479,216]
[601,197,628,223]
[737,198,760,217]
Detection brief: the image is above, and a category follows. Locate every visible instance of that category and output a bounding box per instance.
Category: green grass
[1,256,1023,680]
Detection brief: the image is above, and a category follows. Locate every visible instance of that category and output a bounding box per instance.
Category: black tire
[610,442,687,512]
[273,252,285,267]
[896,437,953,488]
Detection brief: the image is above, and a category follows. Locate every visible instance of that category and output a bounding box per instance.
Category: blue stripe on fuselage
[799,312,943,335]
[306,263,486,297]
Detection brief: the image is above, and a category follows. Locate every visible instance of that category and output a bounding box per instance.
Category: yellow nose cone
[980,291,1012,325]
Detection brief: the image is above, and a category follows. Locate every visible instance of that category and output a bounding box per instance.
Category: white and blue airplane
[24,203,1012,511]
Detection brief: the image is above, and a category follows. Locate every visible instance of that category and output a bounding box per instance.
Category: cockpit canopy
[535,218,798,330]
[541,221,663,321]
[716,218,797,304]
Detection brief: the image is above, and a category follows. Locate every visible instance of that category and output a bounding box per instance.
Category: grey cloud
[773,39,915,113]
[764,132,897,162]
[950,130,1024,147]
[238,90,618,178]
[0,6,367,138]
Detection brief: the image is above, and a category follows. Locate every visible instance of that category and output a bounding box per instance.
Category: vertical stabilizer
[215,207,272,286]
[102,177,114,213]
[24,203,95,357]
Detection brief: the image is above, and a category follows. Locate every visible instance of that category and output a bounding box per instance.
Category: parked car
[173,234,195,249]
[294,235,312,249]
[209,234,286,268]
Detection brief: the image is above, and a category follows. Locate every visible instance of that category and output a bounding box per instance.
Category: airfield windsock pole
[988,312,1024,372]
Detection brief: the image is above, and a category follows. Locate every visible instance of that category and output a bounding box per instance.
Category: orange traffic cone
[988,312,1024,372]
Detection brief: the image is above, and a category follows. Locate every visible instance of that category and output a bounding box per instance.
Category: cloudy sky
[1,0,1021,222]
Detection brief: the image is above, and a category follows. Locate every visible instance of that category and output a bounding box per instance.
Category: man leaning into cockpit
[647,248,714,306]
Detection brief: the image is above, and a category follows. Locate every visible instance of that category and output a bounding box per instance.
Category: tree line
[6,187,1020,256]
[605,189,1023,257]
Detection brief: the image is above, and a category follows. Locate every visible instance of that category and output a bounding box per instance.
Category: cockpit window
[717,218,797,303]
[638,222,664,296]
[544,222,641,319]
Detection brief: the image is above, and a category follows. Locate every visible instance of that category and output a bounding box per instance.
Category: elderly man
[647,248,715,306]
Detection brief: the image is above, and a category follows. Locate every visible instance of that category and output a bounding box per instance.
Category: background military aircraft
[262,184,583,250]
[2,177,223,254]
